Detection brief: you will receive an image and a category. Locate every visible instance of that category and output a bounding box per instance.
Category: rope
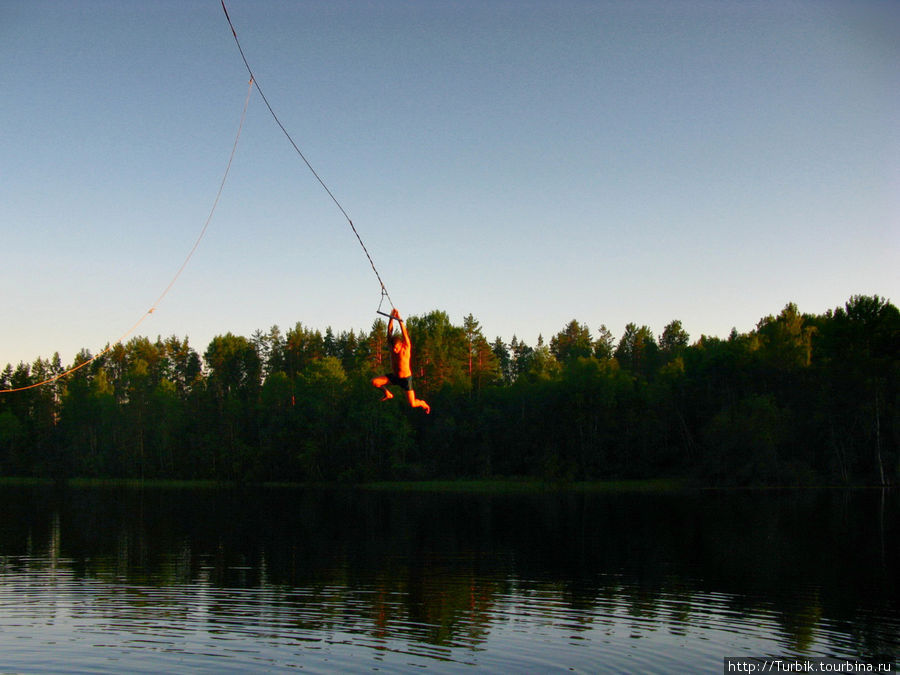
[220,0,394,310]
[0,77,255,394]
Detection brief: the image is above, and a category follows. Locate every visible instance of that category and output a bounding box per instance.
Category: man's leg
[371,375,393,401]
[406,389,430,414]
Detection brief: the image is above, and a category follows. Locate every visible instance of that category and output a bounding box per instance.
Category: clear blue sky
[2,0,897,368]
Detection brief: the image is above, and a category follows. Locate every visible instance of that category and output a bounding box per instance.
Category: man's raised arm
[398,315,412,347]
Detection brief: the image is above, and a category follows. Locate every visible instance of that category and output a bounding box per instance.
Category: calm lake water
[0,484,896,673]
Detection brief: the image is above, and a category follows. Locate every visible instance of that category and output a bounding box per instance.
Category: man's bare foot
[380,390,394,402]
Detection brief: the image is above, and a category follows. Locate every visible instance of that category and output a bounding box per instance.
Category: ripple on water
[1,558,897,673]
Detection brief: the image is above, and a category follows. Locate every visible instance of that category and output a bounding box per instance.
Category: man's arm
[399,317,412,347]
[387,308,398,338]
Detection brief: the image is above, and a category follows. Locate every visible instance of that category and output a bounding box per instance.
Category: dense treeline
[1,294,897,486]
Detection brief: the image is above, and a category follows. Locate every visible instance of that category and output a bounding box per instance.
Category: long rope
[0,77,255,394]
[220,0,394,311]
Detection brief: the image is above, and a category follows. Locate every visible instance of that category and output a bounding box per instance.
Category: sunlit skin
[371,309,430,414]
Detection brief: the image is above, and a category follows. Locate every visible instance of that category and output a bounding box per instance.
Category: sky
[2,0,897,368]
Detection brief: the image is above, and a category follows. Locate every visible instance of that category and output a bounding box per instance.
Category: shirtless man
[371,308,430,414]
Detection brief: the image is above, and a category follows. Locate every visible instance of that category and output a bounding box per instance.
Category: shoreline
[0,476,892,492]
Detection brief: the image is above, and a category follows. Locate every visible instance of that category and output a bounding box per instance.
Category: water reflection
[0,485,897,672]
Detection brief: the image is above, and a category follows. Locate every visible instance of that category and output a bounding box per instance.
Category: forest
[1,294,897,486]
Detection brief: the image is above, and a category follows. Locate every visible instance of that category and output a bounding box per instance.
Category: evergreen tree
[405,310,468,393]
[660,320,689,360]
[509,336,534,381]
[550,320,593,363]
[593,324,616,361]
[462,314,500,390]
[282,323,325,376]
[615,323,658,379]
[491,337,513,385]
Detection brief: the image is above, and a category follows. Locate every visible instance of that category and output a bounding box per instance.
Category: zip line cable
[220,0,395,312]
[4,0,397,394]
[0,77,255,394]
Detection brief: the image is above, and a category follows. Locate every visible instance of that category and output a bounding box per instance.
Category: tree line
[1,294,897,486]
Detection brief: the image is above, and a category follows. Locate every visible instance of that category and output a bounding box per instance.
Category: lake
[0,483,896,673]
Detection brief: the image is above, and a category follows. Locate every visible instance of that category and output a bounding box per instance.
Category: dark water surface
[0,484,896,673]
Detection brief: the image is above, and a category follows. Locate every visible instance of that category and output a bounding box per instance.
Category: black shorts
[385,373,412,391]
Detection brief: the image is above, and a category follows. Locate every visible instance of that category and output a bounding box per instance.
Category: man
[371,308,430,414]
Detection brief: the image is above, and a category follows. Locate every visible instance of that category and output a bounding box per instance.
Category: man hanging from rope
[372,308,430,414]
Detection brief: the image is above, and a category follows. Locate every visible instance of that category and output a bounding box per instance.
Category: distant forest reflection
[1,485,896,665]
